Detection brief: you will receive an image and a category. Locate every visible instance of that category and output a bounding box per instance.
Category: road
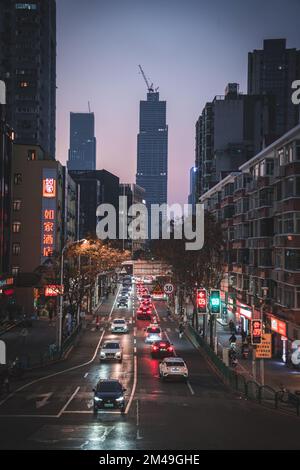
[0,284,300,450]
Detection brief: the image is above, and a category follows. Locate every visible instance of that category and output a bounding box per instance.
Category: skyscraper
[0,0,56,157]
[136,91,168,216]
[67,113,96,171]
[248,38,300,139]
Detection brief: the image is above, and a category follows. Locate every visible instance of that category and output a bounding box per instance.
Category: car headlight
[94,396,102,402]
[116,396,124,402]
[116,352,121,357]
[100,352,106,357]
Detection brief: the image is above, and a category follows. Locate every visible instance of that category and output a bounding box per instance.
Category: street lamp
[58,238,87,352]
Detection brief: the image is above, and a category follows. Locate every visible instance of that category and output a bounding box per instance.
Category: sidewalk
[216,320,300,392]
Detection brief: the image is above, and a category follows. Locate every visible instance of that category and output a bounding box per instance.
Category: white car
[159,357,189,380]
[99,341,123,362]
[111,318,128,334]
[144,325,162,344]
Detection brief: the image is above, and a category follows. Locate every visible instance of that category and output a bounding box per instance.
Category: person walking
[179,322,185,339]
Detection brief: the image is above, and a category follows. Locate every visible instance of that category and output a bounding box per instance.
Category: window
[275,249,283,269]
[15,4,37,10]
[12,222,21,233]
[12,243,21,256]
[14,173,22,185]
[27,149,36,161]
[12,267,20,277]
[285,250,300,271]
[285,177,294,198]
[13,200,21,211]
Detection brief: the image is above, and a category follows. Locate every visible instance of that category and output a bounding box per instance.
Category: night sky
[56,0,300,205]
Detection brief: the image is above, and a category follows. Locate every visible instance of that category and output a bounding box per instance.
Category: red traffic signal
[251,320,262,345]
[196,288,207,314]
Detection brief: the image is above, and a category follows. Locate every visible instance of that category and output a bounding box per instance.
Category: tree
[151,211,225,329]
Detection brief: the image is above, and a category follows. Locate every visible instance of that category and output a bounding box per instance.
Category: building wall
[67,113,96,171]
[136,91,168,209]
[0,0,56,157]
[200,124,300,353]
[10,144,63,275]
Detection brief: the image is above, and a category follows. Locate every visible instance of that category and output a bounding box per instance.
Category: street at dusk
[0,0,300,461]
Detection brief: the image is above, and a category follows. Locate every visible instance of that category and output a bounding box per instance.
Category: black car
[93,379,126,413]
[151,340,174,358]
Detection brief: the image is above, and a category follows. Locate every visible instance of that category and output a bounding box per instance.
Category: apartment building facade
[200,124,300,361]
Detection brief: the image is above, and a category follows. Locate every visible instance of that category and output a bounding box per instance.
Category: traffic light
[209,290,221,314]
[196,288,207,314]
[251,319,262,345]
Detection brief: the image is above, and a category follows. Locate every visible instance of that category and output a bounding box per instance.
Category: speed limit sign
[164,283,174,295]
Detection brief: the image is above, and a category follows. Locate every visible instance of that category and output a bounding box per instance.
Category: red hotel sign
[270,316,287,337]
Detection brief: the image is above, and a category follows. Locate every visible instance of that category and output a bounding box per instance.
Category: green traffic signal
[210,290,221,314]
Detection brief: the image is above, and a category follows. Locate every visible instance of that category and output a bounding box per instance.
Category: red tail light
[152,346,158,351]
[168,346,173,352]
[160,343,166,348]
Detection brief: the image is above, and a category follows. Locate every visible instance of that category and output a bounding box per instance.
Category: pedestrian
[179,322,184,339]
[229,333,237,345]
[229,319,236,334]
[241,328,247,343]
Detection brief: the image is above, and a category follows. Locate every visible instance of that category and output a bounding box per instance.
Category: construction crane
[138,64,159,93]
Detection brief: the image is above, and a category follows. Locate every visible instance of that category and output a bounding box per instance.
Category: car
[110,318,128,334]
[141,294,151,302]
[99,341,123,362]
[151,340,174,358]
[93,379,126,413]
[117,297,128,308]
[120,290,129,298]
[136,305,152,320]
[144,325,163,343]
[159,357,188,381]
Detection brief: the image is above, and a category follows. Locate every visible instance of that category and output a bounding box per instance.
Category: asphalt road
[0,285,300,450]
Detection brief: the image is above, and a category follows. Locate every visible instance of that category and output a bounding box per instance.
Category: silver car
[99,341,123,362]
[159,357,189,380]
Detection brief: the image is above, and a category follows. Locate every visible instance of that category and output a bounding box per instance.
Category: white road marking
[125,355,137,415]
[134,338,136,345]
[134,347,137,354]
[175,328,179,333]
[84,372,89,379]
[27,392,53,410]
[187,381,195,396]
[57,386,80,418]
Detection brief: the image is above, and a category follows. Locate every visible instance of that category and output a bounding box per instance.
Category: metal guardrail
[186,324,300,417]
[8,323,83,371]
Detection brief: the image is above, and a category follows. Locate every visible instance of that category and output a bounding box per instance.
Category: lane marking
[84,372,89,379]
[125,355,137,415]
[187,380,195,396]
[57,386,80,418]
[0,288,120,407]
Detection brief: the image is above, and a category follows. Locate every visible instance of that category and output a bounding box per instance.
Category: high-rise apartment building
[67,113,96,171]
[195,83,275,199]
[248,38,300,139]
[136,91,168,216]
[0,0,56,157]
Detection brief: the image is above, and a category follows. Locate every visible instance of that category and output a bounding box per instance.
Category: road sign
[255,334,272,359]
[196,288,207,314]
[164,283,174,295]
[251,319,262,345]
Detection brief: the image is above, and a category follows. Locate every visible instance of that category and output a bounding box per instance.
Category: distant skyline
[56,0,300,205]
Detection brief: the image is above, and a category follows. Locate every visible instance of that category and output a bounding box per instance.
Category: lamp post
[58,238,87,352]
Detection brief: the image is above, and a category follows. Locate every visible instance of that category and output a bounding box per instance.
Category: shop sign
[270,316,287,337]
[256,334,272,359]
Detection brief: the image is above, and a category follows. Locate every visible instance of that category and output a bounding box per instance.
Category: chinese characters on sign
[255,334,272,359]
[41,169,57,263]
[251,319,262,345]
[43,178,56,198]
[270,316,287,337]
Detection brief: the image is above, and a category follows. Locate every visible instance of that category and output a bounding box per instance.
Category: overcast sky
[56,0,300,205]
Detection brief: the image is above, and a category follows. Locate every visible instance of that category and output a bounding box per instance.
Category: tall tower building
[248,38,300,139]
[136,90,168,216]
[67,112,96,171]
[0,0,56,157]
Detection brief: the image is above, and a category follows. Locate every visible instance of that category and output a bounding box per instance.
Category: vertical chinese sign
[41,169,57,264]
